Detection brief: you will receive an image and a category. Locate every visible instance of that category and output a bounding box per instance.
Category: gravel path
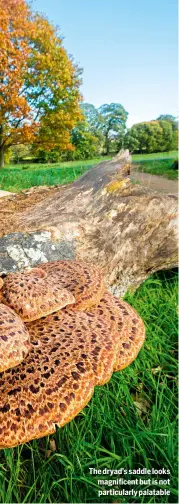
[131,169,178,195]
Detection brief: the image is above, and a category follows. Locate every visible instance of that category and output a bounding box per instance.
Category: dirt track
[131,169,178,195]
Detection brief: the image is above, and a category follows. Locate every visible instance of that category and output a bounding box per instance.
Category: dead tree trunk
[0,150,178,296]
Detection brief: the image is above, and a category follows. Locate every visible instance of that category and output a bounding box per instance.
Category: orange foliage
[0,0,82,163]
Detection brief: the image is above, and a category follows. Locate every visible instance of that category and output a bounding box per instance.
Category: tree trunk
[0,126,4,168]
[0,150,178,296]
[105,134,110,155]
[0,144,4,168]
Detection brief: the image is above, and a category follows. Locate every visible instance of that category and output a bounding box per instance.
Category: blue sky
[33,0,177,127]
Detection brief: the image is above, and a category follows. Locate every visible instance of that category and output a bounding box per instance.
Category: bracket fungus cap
[0,303,31,373]
[89,292,145,371]
[0,260,146,449]
[1,267,75,322]
[40,260,106,311]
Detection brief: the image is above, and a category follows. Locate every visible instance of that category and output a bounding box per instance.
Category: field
[0,269,177,504]
[0,151,177,192]
[0,158,104,193]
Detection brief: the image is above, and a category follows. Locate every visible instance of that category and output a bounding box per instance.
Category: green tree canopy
[157,115,178,130]
[98,103,128,154]
[124,120,178,154]
[68,119,101,160]
[81,102,128,155]
[80,104,101,132]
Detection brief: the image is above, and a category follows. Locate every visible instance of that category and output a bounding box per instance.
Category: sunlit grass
[0,157,111,192]
[132,151,177,161]
[133,157,178,180]
[0,269,177,503]
[0,151,177,192]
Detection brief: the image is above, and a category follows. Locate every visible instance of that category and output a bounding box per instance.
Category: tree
[124,120,178,154]
[124,129,140,153]
[11,144,32,163]
[80,103,101,133]
[80,102,128,155]
[98,103,128,155]
[62,119,100,161]
[0,0,82,167]
[80,103,104,152]
[158,120,174,152]
[157,114,178,131]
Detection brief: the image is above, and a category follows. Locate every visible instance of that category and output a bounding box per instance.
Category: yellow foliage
[0,0,82,158]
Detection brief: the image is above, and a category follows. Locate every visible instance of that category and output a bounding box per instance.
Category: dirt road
[131,169,178,195]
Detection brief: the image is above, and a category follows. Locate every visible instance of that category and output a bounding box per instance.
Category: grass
[0,158,107,193]
[0,268,178,503]
[0,151,177,192]
[133,156,178,180]
[132,151,178,162]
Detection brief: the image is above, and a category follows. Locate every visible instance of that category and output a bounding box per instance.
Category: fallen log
[0,150,177,295]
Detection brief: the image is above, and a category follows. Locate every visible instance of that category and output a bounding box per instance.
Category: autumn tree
[0,0,82,167]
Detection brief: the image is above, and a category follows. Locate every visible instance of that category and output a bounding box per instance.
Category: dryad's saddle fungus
[1,267,75,321]
[0,260,145,449]
[0,303,31,373]
[89,293,145,371]
[40,260,106,311]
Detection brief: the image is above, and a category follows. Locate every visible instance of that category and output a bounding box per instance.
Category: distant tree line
[11,110,178,163]
[124,115,178,154]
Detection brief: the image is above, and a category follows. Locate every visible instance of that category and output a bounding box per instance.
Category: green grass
[132,151,178,162]
[132,153,178,180]
[6,157,110,171]
[0,157,111,193]
[1,151,177,192]
[0,269,178,503]
[0,165,90,192]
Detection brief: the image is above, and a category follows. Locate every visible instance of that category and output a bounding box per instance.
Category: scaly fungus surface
[1,267,75,321]
[0,309,119,447]
[88,293,145,370]
[0,303,31,373]
[0,260,145,448]
[40,260,105,311]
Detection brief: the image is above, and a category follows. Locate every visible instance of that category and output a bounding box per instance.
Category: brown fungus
[0,303,31,373]
[0,260,146,449]
[40,260,106,311]
[0,307,120,448]
[1,267,75,322]
[89,293,145,371]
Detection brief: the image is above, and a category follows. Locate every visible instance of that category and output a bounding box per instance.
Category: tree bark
[0,145,4,168]
[0,150,178,296]
[105,128,111,155]
[0,126,4,168]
